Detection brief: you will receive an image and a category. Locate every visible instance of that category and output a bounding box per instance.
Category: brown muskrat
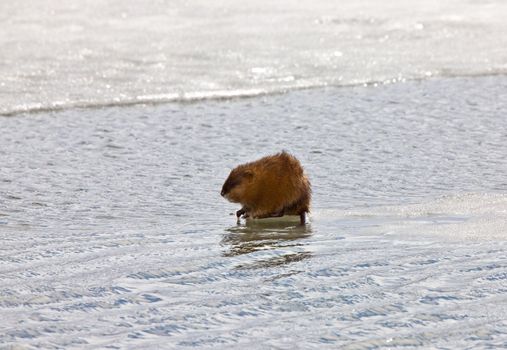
[221,151,311,225]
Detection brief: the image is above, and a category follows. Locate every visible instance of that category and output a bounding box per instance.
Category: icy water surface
[2,0,507,115]
[0,76,507,349]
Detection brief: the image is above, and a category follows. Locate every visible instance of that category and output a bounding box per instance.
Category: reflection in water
[221,218,313,269]
[234,251,313,270]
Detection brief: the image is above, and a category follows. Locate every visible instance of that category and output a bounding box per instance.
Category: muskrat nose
[220,190,225,197]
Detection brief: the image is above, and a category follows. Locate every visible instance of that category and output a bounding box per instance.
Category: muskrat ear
[243,169,254,179]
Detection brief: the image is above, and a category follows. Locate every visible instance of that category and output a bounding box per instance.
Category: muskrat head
[220,167,254,203]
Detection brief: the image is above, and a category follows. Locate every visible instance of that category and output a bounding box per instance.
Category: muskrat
[221,151,311,225]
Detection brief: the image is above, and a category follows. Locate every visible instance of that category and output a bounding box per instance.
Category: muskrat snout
[221,184,230,197]
[221,179,234,197]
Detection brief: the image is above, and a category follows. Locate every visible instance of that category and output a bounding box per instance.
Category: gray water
[1,76,506,349]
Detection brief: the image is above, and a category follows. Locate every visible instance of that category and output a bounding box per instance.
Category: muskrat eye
[228,179,240,188]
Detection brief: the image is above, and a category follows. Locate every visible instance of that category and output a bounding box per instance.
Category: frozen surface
[2,0,507,115]
[0,76,506,348]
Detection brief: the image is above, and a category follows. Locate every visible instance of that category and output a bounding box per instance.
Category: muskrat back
[221,151,311,224]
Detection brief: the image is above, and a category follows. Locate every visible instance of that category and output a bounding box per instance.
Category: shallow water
[2,0,507,115]
[0,75,506,348]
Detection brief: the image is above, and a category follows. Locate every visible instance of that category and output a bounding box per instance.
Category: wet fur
[221,152,311,224]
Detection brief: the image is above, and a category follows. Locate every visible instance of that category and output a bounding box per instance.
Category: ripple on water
[0,76,506,348]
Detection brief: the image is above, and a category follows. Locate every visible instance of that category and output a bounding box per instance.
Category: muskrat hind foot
[299,212,306,225]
